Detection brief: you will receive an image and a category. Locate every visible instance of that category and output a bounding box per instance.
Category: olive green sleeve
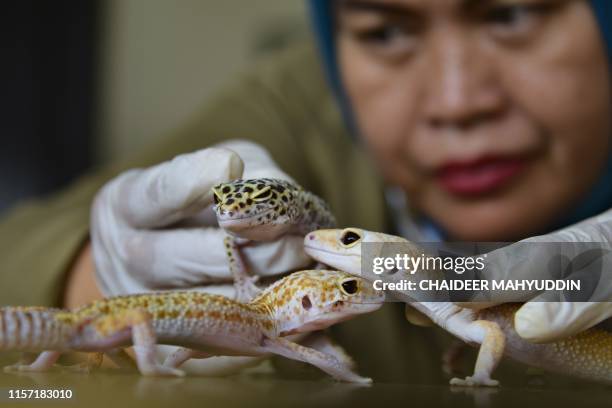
[0,42,347,307]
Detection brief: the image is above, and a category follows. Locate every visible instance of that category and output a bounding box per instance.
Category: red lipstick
[436,156,527,196]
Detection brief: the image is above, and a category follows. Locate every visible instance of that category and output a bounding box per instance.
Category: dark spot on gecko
[281,196,288,202]
[305,202,311,209]
[235,193,242,199]
[244,187,253,193]
[222,186,231,194]
[239,202,246,208]
[226,198,235,205]
[275,185,285,193]
[246,198,253,205]
[280,209,286,216]
[257,184,265,190]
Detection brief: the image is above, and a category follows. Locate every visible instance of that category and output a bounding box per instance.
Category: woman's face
[337,0,611,241]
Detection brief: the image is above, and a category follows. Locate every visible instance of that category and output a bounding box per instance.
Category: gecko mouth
[303,244,356,257]
[217,209,275,224]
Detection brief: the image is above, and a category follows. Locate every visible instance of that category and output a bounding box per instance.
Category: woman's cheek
[497,7,611,212]
[341,48,422,187]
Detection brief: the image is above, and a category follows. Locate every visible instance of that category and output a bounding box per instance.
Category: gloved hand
[458,208,612,343]
[91,139,312,297]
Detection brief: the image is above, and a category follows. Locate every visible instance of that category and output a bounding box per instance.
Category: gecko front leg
[263,337,371,384]
[450,320,505,387]
[224,235,261,303]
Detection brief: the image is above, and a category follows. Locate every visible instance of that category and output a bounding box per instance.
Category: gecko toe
[141,365,186,377]
[450,376,499,387]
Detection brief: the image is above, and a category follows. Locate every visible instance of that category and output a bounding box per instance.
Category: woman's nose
[421,31,506,130]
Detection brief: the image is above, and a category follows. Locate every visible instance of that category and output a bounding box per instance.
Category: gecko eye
[301,295,312,310]
[341,279,358,295]
[252,186,272,201]
[340,230,362,247]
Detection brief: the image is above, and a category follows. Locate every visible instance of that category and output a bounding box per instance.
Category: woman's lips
[435,156,527,196]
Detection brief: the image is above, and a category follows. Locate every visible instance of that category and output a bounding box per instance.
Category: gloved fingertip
[514,303,557,343]
[225,149,246,181]
[199,147,244,182]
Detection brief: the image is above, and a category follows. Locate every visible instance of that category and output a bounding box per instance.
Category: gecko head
[304,228,410,275]
[253,270,385,337]
[212,178,301,241]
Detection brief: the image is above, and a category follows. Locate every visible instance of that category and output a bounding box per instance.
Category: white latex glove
[91,139,312,297]
[460,208,612,343]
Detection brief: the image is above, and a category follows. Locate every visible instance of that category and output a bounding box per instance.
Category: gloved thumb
[514,301,612,343]
[111,147,244,228]
[217,139,294,182]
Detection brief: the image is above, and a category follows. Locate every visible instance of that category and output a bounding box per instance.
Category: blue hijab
[308,0,612,232]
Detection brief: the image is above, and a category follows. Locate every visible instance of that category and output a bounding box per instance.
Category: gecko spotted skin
[212,178,336,242]
[0,270,384,382]
[304,228,612,386]
[212,178,337,302]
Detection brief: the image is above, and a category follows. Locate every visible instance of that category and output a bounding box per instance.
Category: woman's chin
[421,193,566,242]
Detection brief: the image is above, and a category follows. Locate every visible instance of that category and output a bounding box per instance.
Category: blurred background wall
[97,0,307,162]
[1,0,308,213]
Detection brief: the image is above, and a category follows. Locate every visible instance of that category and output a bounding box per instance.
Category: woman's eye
[483,3,553,38]
[352,23,419,58]
[488,5,529,24]
[357,25,405,44]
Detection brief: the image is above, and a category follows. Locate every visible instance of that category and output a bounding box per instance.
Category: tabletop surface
[0,362,609,408]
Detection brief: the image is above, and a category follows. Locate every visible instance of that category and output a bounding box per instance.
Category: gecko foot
[4,364,51,373]
[140,364,186,377]
[350,375,373,385]
[333,373,372,385]
[450,375,499,387]
[3,351,60,373]
[234,276,261,303]
[332,369,373,385]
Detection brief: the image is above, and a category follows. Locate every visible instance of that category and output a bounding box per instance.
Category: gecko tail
[0,307,74,352]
